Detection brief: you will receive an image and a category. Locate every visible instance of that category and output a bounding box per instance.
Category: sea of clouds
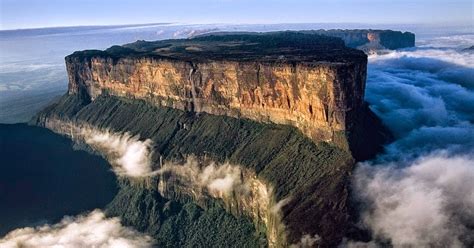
[347,34,474,247]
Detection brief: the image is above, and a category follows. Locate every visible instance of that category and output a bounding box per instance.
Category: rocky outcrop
[67,57,366,149]
[310,29,415,52]
[65,32,373,156]
[462,45,474,52]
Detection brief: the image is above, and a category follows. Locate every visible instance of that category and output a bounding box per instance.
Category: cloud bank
[0,210,153,248]
[354,154,474,247]
[349,34,474,247]
[365,36,474,160]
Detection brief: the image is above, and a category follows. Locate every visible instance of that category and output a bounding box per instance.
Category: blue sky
[0,0,472,30]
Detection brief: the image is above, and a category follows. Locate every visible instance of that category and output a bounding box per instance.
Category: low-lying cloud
[290,234,321,248]
[158,156,261,198]
[43,120,155,178]
[79,127,154,177]
[354,154,474,247]
[0,210,153,248]
[78,125,256,198]
[172,28,220,38]
[365,37,474,160]
[349,34,474,247]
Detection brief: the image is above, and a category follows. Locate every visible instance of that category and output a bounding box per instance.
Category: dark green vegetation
[106,180,266,247]
[462,45,474,52]
[0,123,117,236]
[34,93,361,246]
[378,31,416,50]
[67,31,366,63]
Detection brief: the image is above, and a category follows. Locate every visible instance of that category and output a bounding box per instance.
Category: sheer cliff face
[66,56,366,147]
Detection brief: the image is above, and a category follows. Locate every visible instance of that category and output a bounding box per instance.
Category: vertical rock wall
[66,56,367,149]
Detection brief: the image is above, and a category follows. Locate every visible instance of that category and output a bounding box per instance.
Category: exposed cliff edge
[64,32,388,160]
[33,31,394,247]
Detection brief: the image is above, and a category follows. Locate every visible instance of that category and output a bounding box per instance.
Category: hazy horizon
[1,0,472,30]
[1,21,472,32]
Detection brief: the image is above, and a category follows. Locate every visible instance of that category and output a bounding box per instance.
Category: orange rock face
[367,32,380,42]
[66,56,367,148]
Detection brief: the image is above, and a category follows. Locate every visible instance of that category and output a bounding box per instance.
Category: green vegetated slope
[34,94,356,246]
[107,180,266,247]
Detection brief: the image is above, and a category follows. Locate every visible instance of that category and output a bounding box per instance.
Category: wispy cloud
[79,127,154,177]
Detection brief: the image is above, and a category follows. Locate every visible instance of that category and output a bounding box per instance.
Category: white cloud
[156,156,288,244]
[158,156,248,197]
[79,127,154,177]
[271,197,291,214]
[417,34,474,49]
[0,210,154,248]
[290,234,321,248]
[172,28,219,38]
[365,34,474,159]
[368,46,474,68]
[353,154,474,247]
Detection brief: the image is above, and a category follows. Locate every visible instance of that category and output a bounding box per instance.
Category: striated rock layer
[65,32,378,157]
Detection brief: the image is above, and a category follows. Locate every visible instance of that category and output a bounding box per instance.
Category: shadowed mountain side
[31,93,388,246]
[106,179,265,247]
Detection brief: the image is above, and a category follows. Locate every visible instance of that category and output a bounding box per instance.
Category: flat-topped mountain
[34,31,394,247]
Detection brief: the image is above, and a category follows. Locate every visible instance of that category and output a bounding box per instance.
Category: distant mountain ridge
[195,29,415,53]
